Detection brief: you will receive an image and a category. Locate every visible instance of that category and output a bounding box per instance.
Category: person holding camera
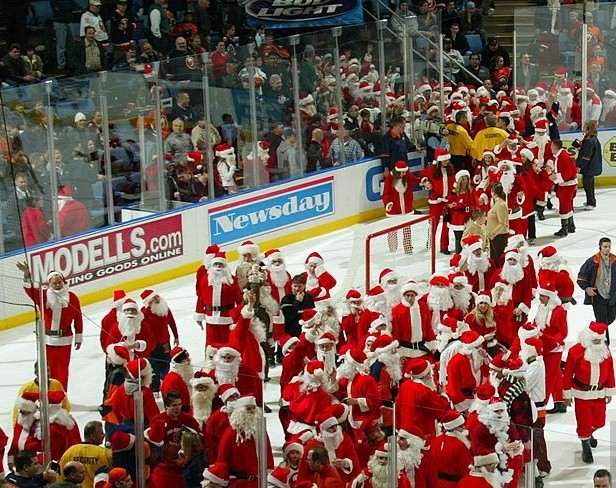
[5,451,58,488]
[574,120,602,210]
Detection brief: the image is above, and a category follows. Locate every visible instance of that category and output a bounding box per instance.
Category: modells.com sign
[209,176,334,245]
[242,0,363,28]
[28,215,184,287]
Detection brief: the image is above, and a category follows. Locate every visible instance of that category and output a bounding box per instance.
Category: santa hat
[218,384,240,403]
[588,321,608,339]
[554,66,567,77]
[268,466,291,488]
[476,290,491,305]
[215,143,234,158]
[265,248,283,263]
[210,252,228,265]
[605,89,616,98]
[326,107,338,123]
[367,285,385,299]
[304,360,325,377]
[280,334,300,355]
[534,118,548,132]
[417,82,432,93]
[394,160,409,172]
[438,316,459,338]
[461,235,482,254]
[400,281,420,295]
[110,431,135,452]
[283,432,310,457]
[58,185,73,199]
[426,104,440,115]
[455,169,470,183]
[140,289,158,304]
[234,394,257,410]
[490,351,507,371]
[370,335,398,354]
[47,271,65,283]
[216,345,241,359]
[487,397,506,411]
[126,358,152,380]
[476,383,496,401]
[374,441,389,458]
[560,82,574,94]
[202,462,229,486]
[397,426,424,444]
[121,299,138,313]
[520,148,534,162]
[449,271,468,286]
[367,316,387,334]
[345,347,367,369]
[523,337,543,357]
[379,268,396,285]
[450,253,462,271]
[106,343,131,366]
[503,356,526,377]
[299,93,314,106]
[238,240,259,256]
[170,346,189,363]
[518,322,539,341]
[346,289,363,302]
[537,278,559,301]
[316,411,339,433]
[112,290,126,306]
[15,391,39,413]
[474,452,499,467]
[317,332,337,346]
[538,245,560,265]
[305,252,324,266]
[460,330,483,349]
[404,358,431,378]
[329,403,350,424]
[190,370,216,388]
[441,409,465,430]
[300,309,319,328]
[434,148,451,163]
[107,468,131,486]
[93,469,108,488]
[205,244,220,256]
[504,249,521,263]
[429,274,450,287]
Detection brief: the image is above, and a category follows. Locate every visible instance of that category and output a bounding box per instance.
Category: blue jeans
[54,22,79,69]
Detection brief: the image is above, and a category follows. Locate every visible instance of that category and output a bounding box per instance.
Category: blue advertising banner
[241,0,363,29]
[208,176,335,245]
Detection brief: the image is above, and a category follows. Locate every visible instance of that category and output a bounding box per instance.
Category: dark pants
[582,173,596,207]
[148,343,171,392]
[453,230,463,254]
[527,214,536,240]
[593,294,616,325]
[490,233,508,267]
[532,415,551,474]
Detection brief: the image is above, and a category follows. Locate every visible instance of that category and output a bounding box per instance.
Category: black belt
[400,340,426,351]
[45,328,72,336]
[573,377,604,392]
[535,401,545,407]
[231,471,258,481]
[204,304,234,312]
[438,472,462,482]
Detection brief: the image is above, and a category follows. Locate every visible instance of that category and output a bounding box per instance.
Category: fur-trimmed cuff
[74,334,83,344]
[357,398,369,412]
[194,313,205,322]
[241,306,254,319]
[517,302,530,315]
[341,458,353,474]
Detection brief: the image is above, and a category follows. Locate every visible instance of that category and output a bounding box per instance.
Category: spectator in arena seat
[5,450,58,488]
[390,0,412,36]
[460,1,483,35]
[58,185,91,237]
[148,0,170,54]
[442,37,464,81]
[109,0,135,62]
[193,0,214,49]
[299,45,319,98]
[277,128,300,179]
[77,26,107,74]
[139,42,164,64]
[381,115,415,176]
[518,53,539,92]
[172,166,207,203]
[441,0,461,34]
[210,39,230,85]
[449,22,470,54]
[221,57,240,89]
[22,196,51,248]
[167,92,199,131]
[111,46,139,72]
[80,0,108,44]
[481,37,510,70]
[174,11,199,40]
[191,115,221,153]
[22,45,44,81]
[1,44,37,85]
[165,118,194,165]
[462,53,490,87]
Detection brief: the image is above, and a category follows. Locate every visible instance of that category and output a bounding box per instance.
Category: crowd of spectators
[2,0,616,254]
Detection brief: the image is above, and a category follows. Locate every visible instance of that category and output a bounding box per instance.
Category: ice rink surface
[2,187,616,486]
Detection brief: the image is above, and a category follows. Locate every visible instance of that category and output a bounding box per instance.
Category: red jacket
[395,378,449,439]
[563,343,616,400]
[382,172,418,216]
[420,164,456,204]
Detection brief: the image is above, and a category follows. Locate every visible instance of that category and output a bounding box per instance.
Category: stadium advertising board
[28,215,183,287]
[241,0,363,28]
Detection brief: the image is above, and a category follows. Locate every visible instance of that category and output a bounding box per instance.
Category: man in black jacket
[51,0,84,72]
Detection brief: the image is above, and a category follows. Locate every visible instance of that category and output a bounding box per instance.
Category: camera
[571,139,581,149]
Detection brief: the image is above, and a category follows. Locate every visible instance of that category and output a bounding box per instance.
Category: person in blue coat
[574,120,602,209]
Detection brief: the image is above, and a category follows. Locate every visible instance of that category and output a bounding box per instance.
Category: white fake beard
[427,287,454,311]
[384,282,402,308]
[500,170,515,195]
[533,303,551,329]
[118,312,143,339]
[421,373,437,392]
[191,388,216,423]
[18,412,35,431]
[397,442,424,471]
[601,98,616,122]
[317,348,337,374]
[468,253,490,274]
[229,407,261,442]
[210,266,233,285]
[479,409,511,440]
[480,466,504,488]
[451,287,472,311]
[148,297,169,317]
[320,308,341,336]
[378,351,402,383]
[57,198,68,211]
[365,297,388,317]
[559,93,573,114]
[501,262,523,284]
[322,426,344,453]
[583,342,610,364]
[367,456,389,488]
[436,332,453,353]
[250,317,267,344]
[47,286,69,309]
[336,360,357,381]
[215,359,240,384]
[48,404,75,429]
[269,264,289,288]
[300,371,328,394]
[305,271,319,290]
[448,428,471,449]
[171,361,194,385]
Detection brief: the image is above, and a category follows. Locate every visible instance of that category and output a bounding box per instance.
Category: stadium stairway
[483,0,536,56]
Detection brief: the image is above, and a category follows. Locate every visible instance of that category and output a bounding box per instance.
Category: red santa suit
[204,386,237,463]
[382,164,419,254]
[562,323,616,439]
[106,305,157,360]
[195,254,244,346]
[24,278,83,391]
[264,249,292,339]
[395,363,449,440]
[100,291,125,352]
[462,244,497,294]
[425,416,473,487]
[58,193,90,237]
[108,359,160,426]
[492,250,533,320]
[525,124,552,167]
[446,331,486,412]
[420,151,456,252]
[141,292,179,352]
[457,470,500,488]
[145,410,202,488]
[229,306,266,379]
[492,161,527,236]
[548,146,577,220]
[391,282,435,358]
[301,257,337,304]
[340,301,373,350]
[160,367,191,414]
[448,188,474,235]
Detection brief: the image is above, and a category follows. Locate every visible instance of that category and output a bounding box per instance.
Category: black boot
[535,205,545,221]
[546,198,553,210]
[590,435,598,448]
[582,439,594,463]
[568,216,576,233]
[546,401,567,414]
[554,220,568,238]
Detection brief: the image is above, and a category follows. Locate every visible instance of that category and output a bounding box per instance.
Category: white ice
[1,187,616,486]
